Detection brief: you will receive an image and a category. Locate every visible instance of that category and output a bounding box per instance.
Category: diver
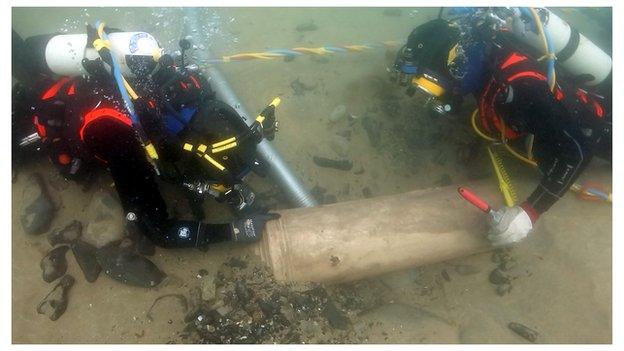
[391,8,612,247]
[12,25,281,249]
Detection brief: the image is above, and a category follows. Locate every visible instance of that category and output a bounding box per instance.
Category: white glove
[487,206,533,247]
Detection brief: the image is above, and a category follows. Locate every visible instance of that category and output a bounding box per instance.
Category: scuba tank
[21,31,162,78]
[510,8,611,87]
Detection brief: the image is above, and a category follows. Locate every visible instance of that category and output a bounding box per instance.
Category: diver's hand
[487,204,537,247]
[230,213,281,243]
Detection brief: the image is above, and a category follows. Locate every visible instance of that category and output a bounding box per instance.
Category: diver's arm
[506,81,593,215]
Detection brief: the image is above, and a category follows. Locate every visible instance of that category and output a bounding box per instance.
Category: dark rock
[496,283,512,296]
[295,20,318,32]
[48,220,82,246]
[71,240,101,282]
[146,294,189,322]
[311,185,327,201]
[20,173,55,235]
[259,298,281,318]
[323,300,349,330]
[225,257,248,269]
[235,281,251,304]
[362,187,373,199]
[40,246,69,283]
[290,78,317,96]
[312,156,353,171]
[96,244,166,288]
[508,322,538,343]
[489,268,510,285]
[37,274,75,321]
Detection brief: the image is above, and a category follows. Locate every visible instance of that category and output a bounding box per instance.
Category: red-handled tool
[457,187,503,223]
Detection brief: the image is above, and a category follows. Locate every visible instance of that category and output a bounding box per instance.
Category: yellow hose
[471,108,538,167]
[470,108,497,142]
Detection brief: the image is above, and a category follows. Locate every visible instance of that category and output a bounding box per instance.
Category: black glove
[230,213,281,243]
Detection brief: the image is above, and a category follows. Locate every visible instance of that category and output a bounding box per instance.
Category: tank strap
[556,27,580,63]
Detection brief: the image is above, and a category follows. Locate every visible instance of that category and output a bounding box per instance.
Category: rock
[96,244,166,288]
[322,300,349,330]
[496,283,513,296]
[312,156,353,171]
[40,246,69,283]
[290,78,317,96]
[146,294,188,322]
[295,20,318,32]
[328,105,347,123]
[215,305,233,317]
[48,220,82,246]
[362,187,372,199]
[235,281,251,304]
[83,190,125,248]
[508,322,539,343]
[20,173,55,235]
[355,303,459,343]
[200,273,217,301]
[71,240,101,282]
[489,268,510,285]
[37,275,75,321]
[454,264,481,276]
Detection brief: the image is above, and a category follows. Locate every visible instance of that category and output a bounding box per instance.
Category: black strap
[556,27,580,63]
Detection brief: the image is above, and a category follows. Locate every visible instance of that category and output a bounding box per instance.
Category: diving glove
[487,203,538,247]
[230,213,281,243]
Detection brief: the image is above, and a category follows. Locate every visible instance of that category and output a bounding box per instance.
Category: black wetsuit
[484,49,612,214]
[20,69,271,248]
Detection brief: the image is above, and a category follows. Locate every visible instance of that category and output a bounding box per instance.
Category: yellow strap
[92,38,111,51]
[256,115,266,124]
[212,137,236,148]
[212,142,237,153]
[145,143,159,159]
[183,143,193,151]
[203,154,225,171]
